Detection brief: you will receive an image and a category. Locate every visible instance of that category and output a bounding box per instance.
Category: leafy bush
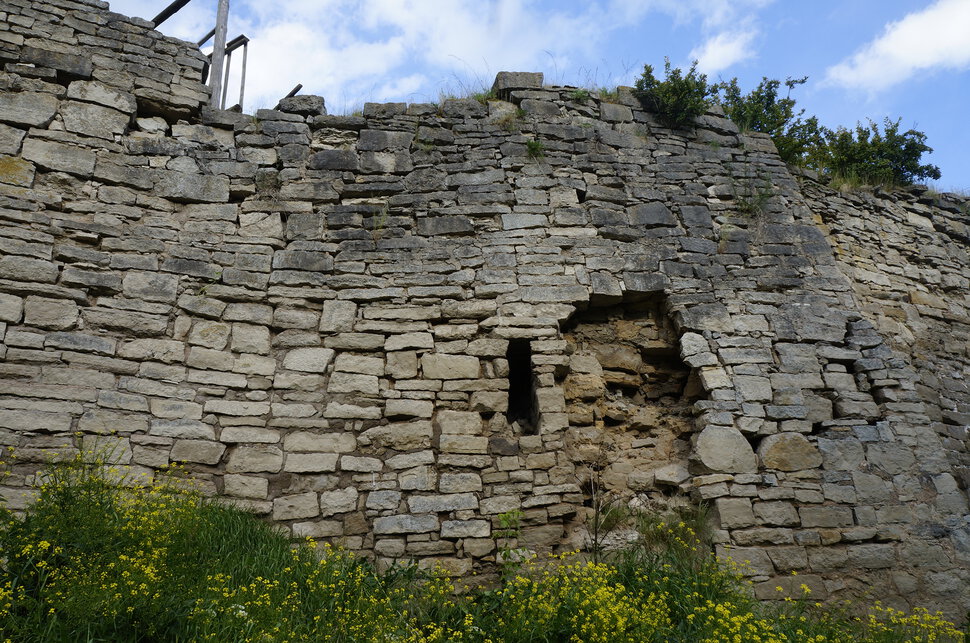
[813,118,942,187]
[633,58,718,129]
[2,455,966,642]
[716,76,940,187]
[719,76,824,165]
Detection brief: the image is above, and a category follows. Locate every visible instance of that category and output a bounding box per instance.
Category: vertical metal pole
[238,41,248,111]
[220,50,232,109]
[209,0,230,107]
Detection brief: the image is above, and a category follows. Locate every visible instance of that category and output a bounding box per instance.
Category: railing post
[209,0,230,108]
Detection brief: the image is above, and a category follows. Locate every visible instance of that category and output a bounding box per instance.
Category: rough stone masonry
[1,0,968,620]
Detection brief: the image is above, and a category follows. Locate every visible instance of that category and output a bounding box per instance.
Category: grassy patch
[1,455,965,642]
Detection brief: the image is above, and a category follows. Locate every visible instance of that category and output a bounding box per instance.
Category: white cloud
[107,0,775,112]
[825,0,970,92]
[689,30,757,74]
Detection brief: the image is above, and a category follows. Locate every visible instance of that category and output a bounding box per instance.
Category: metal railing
[150,0,249,111]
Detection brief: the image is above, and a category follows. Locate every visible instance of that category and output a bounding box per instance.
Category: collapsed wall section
[0,0,968,619]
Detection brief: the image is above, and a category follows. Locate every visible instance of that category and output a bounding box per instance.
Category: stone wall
[0,0,968,619]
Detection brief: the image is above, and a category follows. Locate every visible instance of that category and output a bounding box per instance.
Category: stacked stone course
[0,0,968,619]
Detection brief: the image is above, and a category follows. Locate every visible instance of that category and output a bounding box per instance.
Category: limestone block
[852,471,893,504]
[320,300,357,332]
[132,445,170,468]
[284,431,356,453]
[654,464,690,486]
[204,400,270,416]
[341,456,382,472]
[360,421,433,450]
[221,427,280,443]
[385,399,433,418]
[323,403,382,419]
[400,465,437,491]
[293,521,344,539]
[319,488,359,516]
[441,520,490,538]
[436,410,482,435]
[847,544,895,569]
[283,347,335,373]
[440,473,483,493]
[326,333,385,350]
[230,323,271,354]
[694,426,757,473]
[798,506,854,528]
[817,437,865,471]
[188,320,230,349]
[284,453,339,473]
[366,490,402,510]
[387,451,435,469]
[273,492,320,521]
[118,338,185,363]
[21,138,95,176]
[170,439,226,464]
[224,302,273,324]
[234,354,276,376]
[735,376,772,402]
[0,155,34,186]
[119,272,177,304]
[0,293,23,323]
[147,417,212,439]
[23,296,78,330]
[227,446,284,473]
[753,501,800,526]
[333,353,385,375]
[327,372,379,395]
[154,171,230,203]
[374,514,439,535]
[0,409,72,433]
[408,493,478,513]
[274,307,320,329]
[421,354,480,379]
[758,433,822,472]
[715,497,756,529]
[60,101,130,139]
[187,347,233,371]
[386,351,418,378]
[0,92,58,127]
[385,332,434,351]
[98,390,148,412]
[439,435,489,454]
[67,80,137,113]
[224,474,269,499]
[469,391,507,413]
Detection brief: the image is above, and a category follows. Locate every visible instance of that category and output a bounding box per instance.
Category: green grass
[1,454,965,642]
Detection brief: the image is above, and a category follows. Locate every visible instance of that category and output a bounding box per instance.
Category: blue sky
[109,0,970,189]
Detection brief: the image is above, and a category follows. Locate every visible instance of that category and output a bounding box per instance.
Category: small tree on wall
[633,58,718,129]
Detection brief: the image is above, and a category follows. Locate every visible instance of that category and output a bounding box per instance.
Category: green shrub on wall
[633,58,718,129]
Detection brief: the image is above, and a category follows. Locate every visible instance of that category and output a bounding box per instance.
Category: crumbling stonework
[0,0,968,619]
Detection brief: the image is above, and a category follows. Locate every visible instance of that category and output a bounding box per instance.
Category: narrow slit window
[506,339,536,433]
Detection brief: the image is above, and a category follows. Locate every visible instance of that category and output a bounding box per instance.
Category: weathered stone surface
[283,348,335,373]
[694,426,757,473]
[60,101,130,139]
[273,492,320,521]
[23,296,78,330]
[0,92,58,127]
[0,5,968,610]
[758,433,823,471]
[421,354,480,379]
[21,138,96,176]
[170,439,226,464]
[319,488,358,516]
[374,514,439,535]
